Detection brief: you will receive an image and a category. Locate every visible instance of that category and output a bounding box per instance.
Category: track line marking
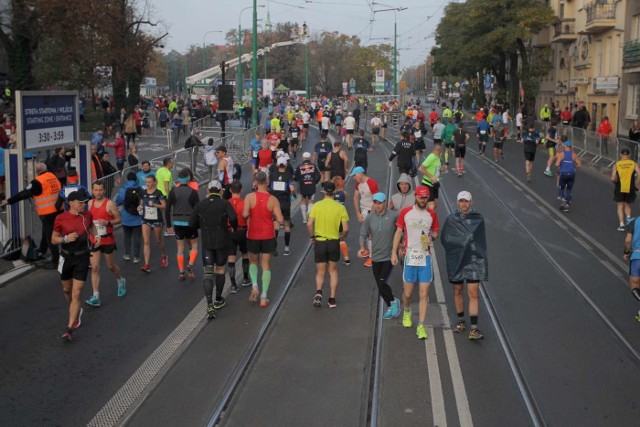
[425,326,447,427]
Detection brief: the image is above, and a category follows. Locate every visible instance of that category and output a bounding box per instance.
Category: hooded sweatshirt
[390,173,414,211]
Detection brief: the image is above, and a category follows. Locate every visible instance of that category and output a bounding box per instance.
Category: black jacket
[189,194,237,250]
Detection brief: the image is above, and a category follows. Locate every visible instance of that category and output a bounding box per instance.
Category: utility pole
[251,0,258,127]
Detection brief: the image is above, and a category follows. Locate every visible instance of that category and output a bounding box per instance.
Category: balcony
[623,39,640,71]
[551,19,576,43]
[584,1,617,34]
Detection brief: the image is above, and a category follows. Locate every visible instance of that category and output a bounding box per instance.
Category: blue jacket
[115,180,143,227]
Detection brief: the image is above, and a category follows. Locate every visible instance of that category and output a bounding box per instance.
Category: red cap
[415,186,430,198]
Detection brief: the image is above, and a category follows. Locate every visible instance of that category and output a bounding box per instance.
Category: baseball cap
[372,192,387,203]
[415,186,431,199]
[350,166,365,176]
[321,181,336,194]
[277,157,287,166]
[302,152,311,158]
[457,191,472,201]
[276,150,286,158]
[563,140,572,147]
[208,179,222,192]
[68,189,90,203]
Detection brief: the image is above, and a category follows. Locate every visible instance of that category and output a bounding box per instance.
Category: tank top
[559,150,575,174]
[229,196,248,229]
[616,159,636,193]
[247,191,275,240]
[329,150,345,178]
[89,199,115,245]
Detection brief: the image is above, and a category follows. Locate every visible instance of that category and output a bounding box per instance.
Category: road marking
[573,237,592,251]
[425,326,446,427]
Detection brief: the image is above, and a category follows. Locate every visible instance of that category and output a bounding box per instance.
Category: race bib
[292,132,298,138]
[259,166,269,173]
[405,249,426,266]
[58,255,65,274]
[272,181,286,192]
[414,131,422,138]
[93,221,107,237]
[480,130,487,134]
[144,206,158,220]
[64,187,76,198]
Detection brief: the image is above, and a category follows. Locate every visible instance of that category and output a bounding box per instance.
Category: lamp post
[202,30,223,74]
[239,6,264,103]
[372,6,407,96]
[251,0,259,127]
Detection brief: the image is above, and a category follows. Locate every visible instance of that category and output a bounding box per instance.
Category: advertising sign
[19,91,79,151]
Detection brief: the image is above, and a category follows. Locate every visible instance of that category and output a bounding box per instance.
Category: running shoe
[343,259,351,266]
[617,225,626,232]
[178,272,186,281]
[390,298,400,318]
[259,298,270,307]
[140,264,151,273]
[313,292,322,308]
[72,308,83,329]
[383,306,393,319]
[364,258,372,267]
[358,249,370,259]
[416,324,428,340]
[283,247,291,256]
[249,287,259,302]
[122,254,131,261]
[454,320,466,333]
[117,277,127,297]
[207,304,216,320]
[468,328,485,341]
[62,331,73,342]
[163,230,176,237]
[242,277,252,287]
[186,264,195,279]
[230,284,239,294]
[328,298,337,308]
[526,173,532,183]
[85,295,101,307]
[402,309,412,328]
[543,169,553,177]
[213,297,226,310]
[133,257,140,264]
[161,255,168,268]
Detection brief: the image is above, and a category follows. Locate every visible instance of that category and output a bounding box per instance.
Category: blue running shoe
[383,305,394,319]
[390,298,400,318]
[117,277,127,297]
[85,295,101,307]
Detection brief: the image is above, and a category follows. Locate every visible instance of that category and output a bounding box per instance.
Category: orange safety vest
[34,172,62,216]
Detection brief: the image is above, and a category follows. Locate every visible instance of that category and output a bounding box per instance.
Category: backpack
[123,187,142,215]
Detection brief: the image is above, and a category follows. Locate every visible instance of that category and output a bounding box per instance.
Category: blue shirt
[115,181,144,227]
[136,170,155,188]
[477,120,490,134]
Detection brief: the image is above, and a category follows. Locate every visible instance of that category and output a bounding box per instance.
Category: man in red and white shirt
[391,185,439,340]
[352,166,378,266]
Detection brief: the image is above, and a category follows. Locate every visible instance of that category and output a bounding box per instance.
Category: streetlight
[372,6,407,96]
[239,5,265,103]
[252,0,259,127]
[202,30,223,73]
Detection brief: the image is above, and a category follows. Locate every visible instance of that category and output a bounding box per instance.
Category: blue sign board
[483,74,492,92]
[20,91,78,150]
[385,81,391,91]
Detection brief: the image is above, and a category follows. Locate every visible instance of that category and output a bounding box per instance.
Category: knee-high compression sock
[284,232,291,247]
[444,149,449,164]
[301,204,307,221]
[188,249,198,267]
[228,262,236,286]
[215,273,225,300]
[261,270,271,298]
[242,258,250,280]
[249,263,259,287]
[340,240,349,259]
[203,271,214,304]
[176,252,185,272]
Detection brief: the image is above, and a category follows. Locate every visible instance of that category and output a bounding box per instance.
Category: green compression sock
[249,264,259,286]
[261,270,271,296]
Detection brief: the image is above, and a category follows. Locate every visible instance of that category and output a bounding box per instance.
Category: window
[628,84,640,119]
[633,15,640,41]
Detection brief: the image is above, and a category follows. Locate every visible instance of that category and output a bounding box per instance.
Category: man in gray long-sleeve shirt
[358,192,400,319]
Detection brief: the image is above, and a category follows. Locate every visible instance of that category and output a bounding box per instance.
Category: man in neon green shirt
[155,157,174,235]
[442,104,453,124]
[418,144,442,209]
[307,181,349,308]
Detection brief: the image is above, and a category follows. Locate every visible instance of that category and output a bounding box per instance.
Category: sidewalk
[0,257,33,287]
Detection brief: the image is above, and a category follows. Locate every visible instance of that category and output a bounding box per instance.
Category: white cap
[302,152,311,158]
[277,157,287,166]
[208,180,222,192]
[457,191,472,201]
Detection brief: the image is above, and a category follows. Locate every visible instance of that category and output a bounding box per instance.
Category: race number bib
[414,130,422,138]
[480,130,487,134]
[272,181,286,192]
[93,221,107,236]
[64,187,76,198]
[405,249,426,266]
[292,132,298,138]
[144,206,158,220]
[58,255,65,274]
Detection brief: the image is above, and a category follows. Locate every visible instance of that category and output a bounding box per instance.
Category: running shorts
[402,255,433,283]
[175,225,198,240]
[314,239,340,263]
[247,237,276,254]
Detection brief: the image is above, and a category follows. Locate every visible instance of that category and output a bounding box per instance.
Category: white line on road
[425,325,446,427]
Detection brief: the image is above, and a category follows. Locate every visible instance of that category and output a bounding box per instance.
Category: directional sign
[441,81,447,89]
[18,91,79,151]
[400,80,408,90]
[454,81,461,88]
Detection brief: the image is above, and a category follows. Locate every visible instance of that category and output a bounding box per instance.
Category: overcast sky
[154,0,448,70]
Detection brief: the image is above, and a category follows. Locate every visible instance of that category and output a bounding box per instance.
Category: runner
[52,189,101,341]
[492,118,507,163]
[115,172,142,263]
[412,119,427,164]
[155,157,174,236]
[360,192,400,318]
[332,176,351,265]
[166,168,200,281]
[370,112,382,148]
[388,173,415,212]
[522,122,541,183]
[136,160,155,188]
[215,145,235,199]
[391,185,440,340]
[294,152,321,224]
[140,175,168,273]
[418,144,442,209]
[389,131,416,175]
[441,190,488,341]
[301,108,311,142]
[543,120,559,176]
[288,119,302,159]
[189,180,237,319]
[612,148,640,231]
[308,181,349,308]
[243,171,284,307]
[313,133,332,183]
[227,180,251,293]
[353,130,371,173]
[269,156,296,256]
[555,137,582,213]
[433,116,445,146]
[344,111,356,149]
[257,138,274,174]
[84,181,126,307]
[249,133,263,176]
[477,116,490,156]
[453,122,470,176]
[325,139,349,180]
[441,118,457,174]
[352,166,379,267]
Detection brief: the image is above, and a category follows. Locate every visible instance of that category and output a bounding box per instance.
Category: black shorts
[290,139,299,146]
[478,134,489,142]
[346,129,354,135]
[247,237,276,254]
[382,123,388,128]
[303,123,309,129]
[314,239,340,263]
[175,225,198,240]
[414,139,426,151]
[279,201,291,221]
[426,182,439,201]
[434,138,442,145]
[202,248,228,266]
[91,243,116,254]
[60,254,90,281]
[524,151,536,162]
[372,128,380,135]
[614,191,637,204]
[229,229,248,255]
[301,193,315,200]
[455,146,466,158]
[493,141,504,149]
[317,160,329,172]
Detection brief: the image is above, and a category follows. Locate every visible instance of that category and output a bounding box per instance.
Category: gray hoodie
[390,173,415,211]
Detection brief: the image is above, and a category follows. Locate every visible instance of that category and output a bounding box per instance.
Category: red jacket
[105,137,126,159]
[598,120,612,137]
[560,109,572,123]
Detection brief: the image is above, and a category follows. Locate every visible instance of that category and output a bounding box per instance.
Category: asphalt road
[1,115,639,426]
